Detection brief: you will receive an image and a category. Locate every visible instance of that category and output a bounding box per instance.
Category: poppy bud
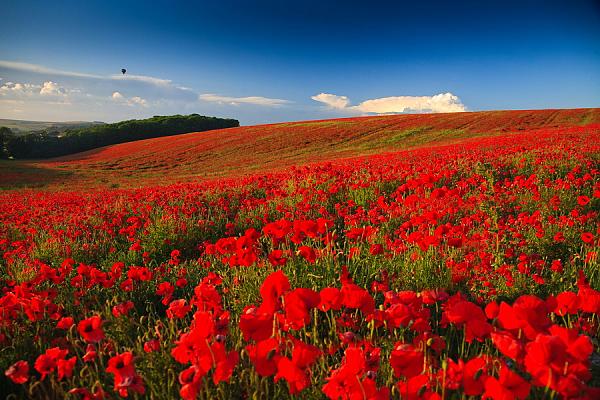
[215,334,226,343]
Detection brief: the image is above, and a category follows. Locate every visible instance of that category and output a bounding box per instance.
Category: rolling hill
[0,118,104,135]
[1,108,599,190]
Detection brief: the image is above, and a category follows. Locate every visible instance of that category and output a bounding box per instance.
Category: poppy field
[2,108,598,191]
[1,117,600,399]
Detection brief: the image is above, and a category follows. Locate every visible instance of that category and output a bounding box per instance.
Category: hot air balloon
[121,68,126,75]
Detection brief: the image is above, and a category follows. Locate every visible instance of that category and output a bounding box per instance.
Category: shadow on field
[0,160,77,190]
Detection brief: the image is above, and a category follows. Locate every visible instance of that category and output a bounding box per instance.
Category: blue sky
[1,0,599,125]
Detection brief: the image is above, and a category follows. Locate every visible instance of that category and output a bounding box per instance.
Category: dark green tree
[0,127,14,159]
[4,114,239,159]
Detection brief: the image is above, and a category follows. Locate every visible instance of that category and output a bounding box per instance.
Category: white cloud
[40,81,66,96]
[110,74,173,86]
[0,60,102,79]
[357,93,466,113]
[0,60,177,89]
[2,80,70,98]
[128,96,148,107]
[311,93,350,110]
[199,93,291,107]
[111,91,148,107]
[0,81,41,95]
[312,92,467,114]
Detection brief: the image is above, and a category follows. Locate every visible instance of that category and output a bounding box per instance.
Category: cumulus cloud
[128,96,148,107]
[40,81,66,96]
[110,91,148,107]
[0,81,41,95]
[311,93,350,110]
[1,80,71,98]
[312,92,467,114]
[199,93,291,107]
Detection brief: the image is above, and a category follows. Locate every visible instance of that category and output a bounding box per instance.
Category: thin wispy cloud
[0,60,175,88]
[109,74,174,87]
[199,93,292,107]
[0,60,102,79]
[312,92,467,114]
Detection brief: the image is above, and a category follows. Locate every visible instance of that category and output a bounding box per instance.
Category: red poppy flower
[112,301,134,318]
[166,299,191,319]
[322,347,368,399]
[143,339,160,353]
[283,288,320,330]
[496,295,550,340]
[462,356,489,396]
[178,365,202,400]
[246,337,280,377]
[577,195,590,206]
[34,347,68,380]
[57,356,77,381]
[77,316,105,344]
[397,374,438,400]
[210,342,239,385]
[56,316,74,330]
[268,249,288,266]
[298,246,317,263]
[259,270,290,314]
[239,306,273,342]
[5,360,29,384]
[443,298,492,342]
[491,330,524,362]
[554,291,580,316]
[107,352,145,397]
[276,357,310,394]
[390,343,424,378]
[83,344,97,362]
[340,282,375,314]
[107,352,136,380]
[581,232,594,244]
[483,363,530,400]
[318,287,342,311]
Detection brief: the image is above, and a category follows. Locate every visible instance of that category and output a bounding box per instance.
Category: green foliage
[3,114,239,159]
[0,126,14,159]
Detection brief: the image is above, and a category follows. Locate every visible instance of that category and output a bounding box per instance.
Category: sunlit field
[2,109,598,191]
[2,115,600,398]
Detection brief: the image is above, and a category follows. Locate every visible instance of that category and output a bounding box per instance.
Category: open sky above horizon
[1,0,599,125]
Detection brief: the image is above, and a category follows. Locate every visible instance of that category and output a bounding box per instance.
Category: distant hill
[1,114,239,159]
[0,119,105,136]
[1,108,598,190]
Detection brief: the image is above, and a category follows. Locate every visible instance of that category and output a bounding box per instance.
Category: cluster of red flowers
[1,125,599,398]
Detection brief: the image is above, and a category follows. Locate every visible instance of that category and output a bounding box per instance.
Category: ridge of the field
[1,108,599,190]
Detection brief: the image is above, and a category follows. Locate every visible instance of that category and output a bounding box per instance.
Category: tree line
[0,114,239,159]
